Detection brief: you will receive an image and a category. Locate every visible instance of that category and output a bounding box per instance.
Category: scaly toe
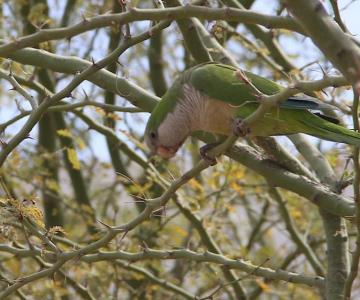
[232,118,250,137]
[199,143,219,166]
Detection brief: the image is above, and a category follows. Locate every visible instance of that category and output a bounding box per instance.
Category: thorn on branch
[224,7,231,17]
[97,219,113,229]
[0,276,13,285]
[268,29,275,38]
[203,250,210,257]
[81,15,89,24]
[235,70,251,85]
[336,48,347,59]
[14,99,25,112]
[265,23,272,29]
[0,139,8,148]
[150,205,167,218]
[127,7,136,15]
[166,250,174,258]
[140,241,149,253]
[82,88,89,101]
[320,88,328,96]
[36,20,49,31]
[118,230,128,244]
[317,63,328,78]
[234,70,263,98]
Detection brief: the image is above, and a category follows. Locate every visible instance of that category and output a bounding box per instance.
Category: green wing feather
[188,62,327,110]
[188,62,280,105]
[300,113,360,146]
[188,62,360,146]
[147,62,360,147]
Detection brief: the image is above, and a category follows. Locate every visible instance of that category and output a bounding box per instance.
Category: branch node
[81,15,89,24]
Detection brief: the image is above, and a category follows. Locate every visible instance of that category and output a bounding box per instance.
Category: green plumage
[188,63,281,103]
[187,63,360,146]
[145,62,360,158]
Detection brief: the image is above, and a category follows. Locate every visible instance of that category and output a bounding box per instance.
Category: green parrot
[145,62,360,159]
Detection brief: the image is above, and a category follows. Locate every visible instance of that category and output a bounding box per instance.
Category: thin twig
[0,69,37,109]
[0,6,304,57]
[344,88,360,299]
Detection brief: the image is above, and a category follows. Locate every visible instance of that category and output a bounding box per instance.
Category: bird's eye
[150,131,157,139]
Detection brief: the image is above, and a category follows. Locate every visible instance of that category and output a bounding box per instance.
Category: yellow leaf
[229,182,244,196]
[95,107,106,116]
[189,179,204,193]
[5,259,21,276]
[57,129,72,138]
[234,169,245,179]
[80,204,94,215]
[256,279,271,292]
[171,224,188,238]
[45,179,59,193]
[66,148,80,170]
[10,150,20,166]
[290,207,302,220]
[0,197,8,205]
[23,205,45,228]
[225,203,236,213]
[28,3,48,24]
[107,112,121,121]
[75,137,86,150]
[127,182,152,195]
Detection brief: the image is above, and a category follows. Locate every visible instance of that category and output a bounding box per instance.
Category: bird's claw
[232,118,251,137]
[199,143,220,166]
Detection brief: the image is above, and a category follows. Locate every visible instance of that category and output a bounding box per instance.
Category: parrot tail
[301,114,360,147]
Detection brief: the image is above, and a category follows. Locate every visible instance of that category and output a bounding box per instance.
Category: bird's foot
[232,117,251,137]
[199,143,221,166]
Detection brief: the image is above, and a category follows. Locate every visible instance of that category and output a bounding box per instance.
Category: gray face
[145,84,206,159]
[144,130,158,155]
[145,109,191,159]
[145,133,183,158]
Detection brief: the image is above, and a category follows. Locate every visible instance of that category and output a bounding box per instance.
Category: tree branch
[116,260,196,299]
[344,88,360,299]
[81,248,325,288]
[0,5,304,57]
[269,188,325,276]
[286,0,360,87]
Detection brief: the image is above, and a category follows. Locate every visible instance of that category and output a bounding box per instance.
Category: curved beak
[156,145,178,159]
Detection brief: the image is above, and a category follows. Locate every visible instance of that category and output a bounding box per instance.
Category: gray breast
[182,84,235,135]
[157,84,236,147]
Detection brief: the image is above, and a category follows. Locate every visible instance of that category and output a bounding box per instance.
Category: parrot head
[144,127,183,159]
[145,85,190,159]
